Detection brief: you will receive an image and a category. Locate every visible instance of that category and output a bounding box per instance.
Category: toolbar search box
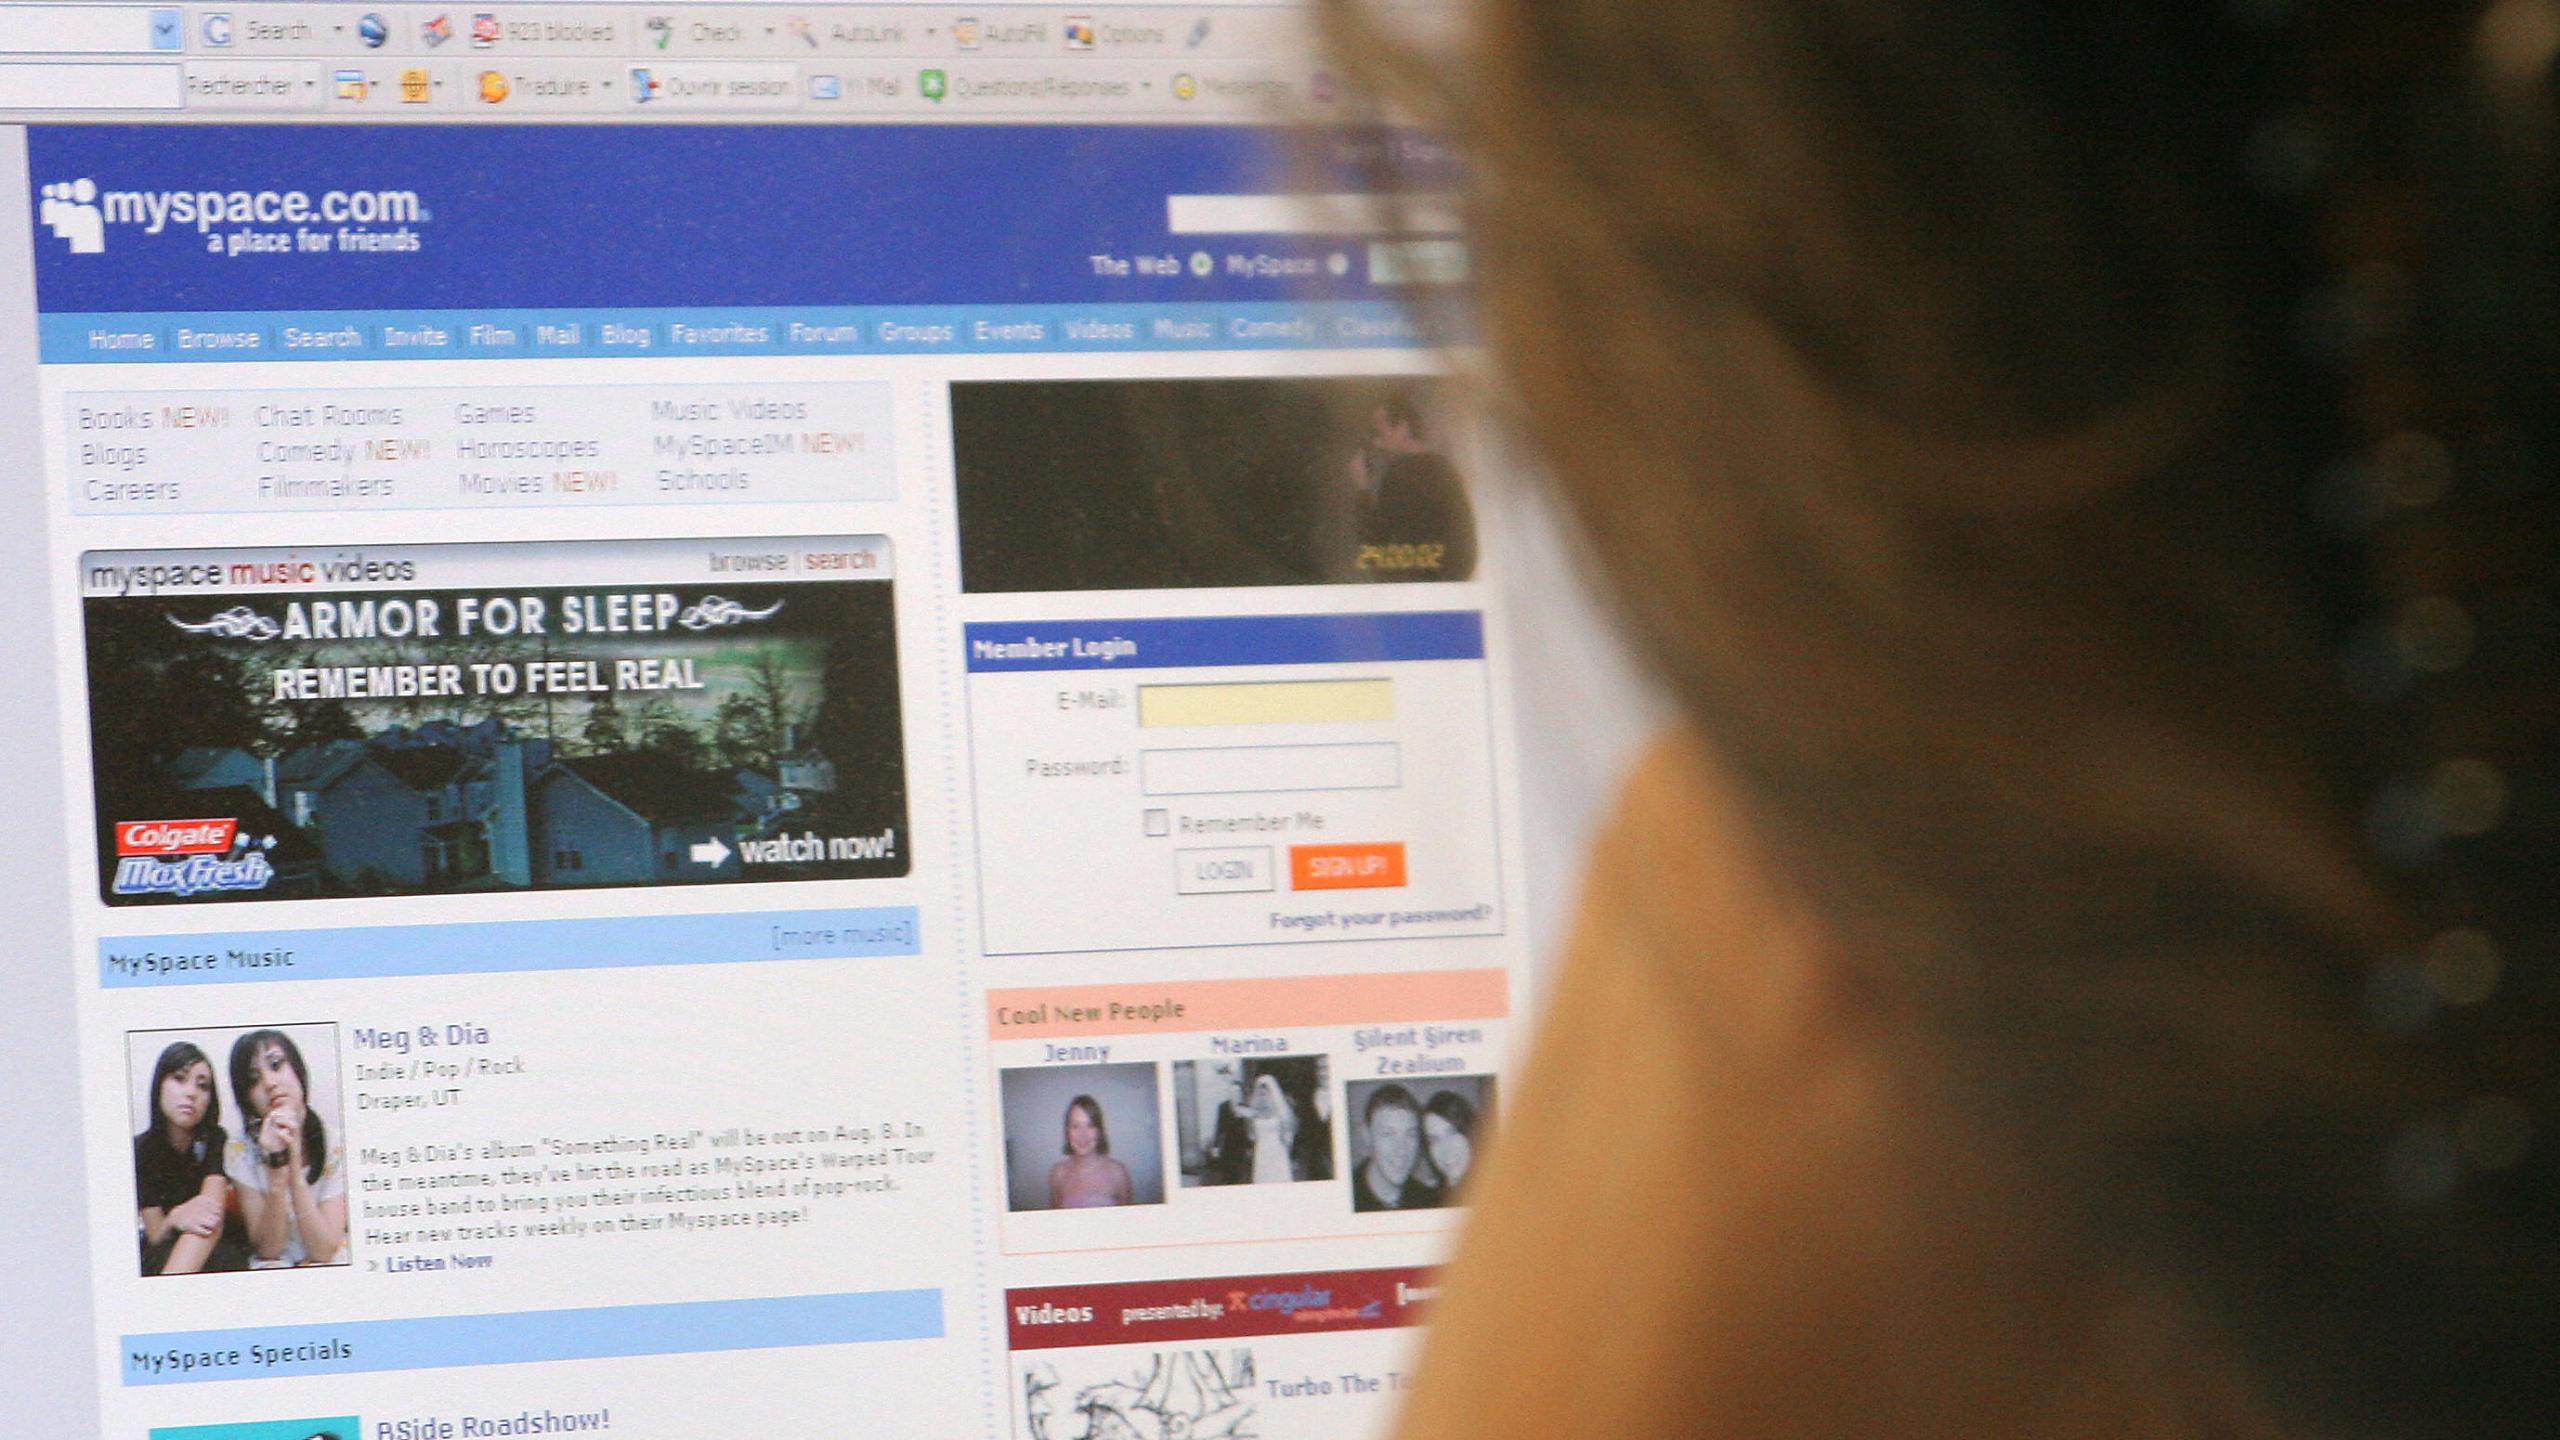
[0,63,180,108]
[0,6,176,54]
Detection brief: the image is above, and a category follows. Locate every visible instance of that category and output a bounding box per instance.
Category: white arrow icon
[689,837,732,868]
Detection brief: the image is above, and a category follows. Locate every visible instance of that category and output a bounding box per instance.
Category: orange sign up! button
[1289,842,1407,891]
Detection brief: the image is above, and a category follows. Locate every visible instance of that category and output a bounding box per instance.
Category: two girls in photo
[132,1029,346,1275]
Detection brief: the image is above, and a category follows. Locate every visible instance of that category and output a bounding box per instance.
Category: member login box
[964,613,1501,956]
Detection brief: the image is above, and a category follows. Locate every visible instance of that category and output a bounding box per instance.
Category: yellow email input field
[1137,678,1394,729]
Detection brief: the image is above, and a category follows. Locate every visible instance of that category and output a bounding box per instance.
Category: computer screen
[0,5,1598,1436]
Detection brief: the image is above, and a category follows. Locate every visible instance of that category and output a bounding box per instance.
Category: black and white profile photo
[998,1062,1167,1212]
[1173,1056,1334,1187]
[126,1023,350,1274]
[1347,1075,1493,1213]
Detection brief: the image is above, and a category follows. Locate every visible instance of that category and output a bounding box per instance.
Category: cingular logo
[37,176,429,256]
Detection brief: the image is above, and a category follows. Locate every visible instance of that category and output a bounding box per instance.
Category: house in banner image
[531,753,745,885]
[301,726,544,890]
[156,718,826,893]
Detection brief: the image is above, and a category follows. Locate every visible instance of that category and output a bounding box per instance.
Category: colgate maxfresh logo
[110,819,278,896]
[116,818,240,856]
[37,178,429,256]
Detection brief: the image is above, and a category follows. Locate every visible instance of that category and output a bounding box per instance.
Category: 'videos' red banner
[1008,1266,1438,1351]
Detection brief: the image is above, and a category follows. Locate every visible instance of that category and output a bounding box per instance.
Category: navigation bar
[42,300,1449,364]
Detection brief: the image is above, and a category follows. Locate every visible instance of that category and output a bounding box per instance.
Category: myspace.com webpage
[32,122,1527,1440]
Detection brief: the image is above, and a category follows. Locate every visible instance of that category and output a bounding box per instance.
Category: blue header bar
[100,907,921,988]
[965,611,1487,672]
[125,1290,943,1385]
[40,300,1447,364]
[30,124,1453,314]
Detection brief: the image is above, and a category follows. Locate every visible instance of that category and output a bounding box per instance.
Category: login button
[1176,846,1275,895]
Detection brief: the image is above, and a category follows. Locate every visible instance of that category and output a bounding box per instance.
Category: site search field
[61,381,895,514]
[966,613,1503,955]
[1165,193,1463,237]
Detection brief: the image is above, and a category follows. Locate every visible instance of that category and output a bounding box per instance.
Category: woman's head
[1062,1095,1109,1157]
[1250,1074,1299,1143]
[230,1029,328,1183]
[1249,1071,1290,1117]
[229,1029,306,1119]
[145,1041,218,1143]
[1323,0,2558,1431]
[1422,1091,1476,1187]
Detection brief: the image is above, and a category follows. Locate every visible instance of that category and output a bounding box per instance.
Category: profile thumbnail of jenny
[127,1023,350,1274]
[998,1062,1168,1212]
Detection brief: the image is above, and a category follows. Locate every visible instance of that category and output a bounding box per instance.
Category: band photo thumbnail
[128,1023,348,1274]
[999,1062,1167,1212]
[953,377,1477,592]
[81,537,909,905]
[148,1419,360,1440]
[1173,1057,1335,1187]
[1346,1076,1490,1214]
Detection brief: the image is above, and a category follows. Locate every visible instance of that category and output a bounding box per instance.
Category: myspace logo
[34,177,428,257]
[40,178,104,253]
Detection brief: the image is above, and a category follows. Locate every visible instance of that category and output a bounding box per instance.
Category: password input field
[1138,679,1393,728]
[1140,742,1400,797]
